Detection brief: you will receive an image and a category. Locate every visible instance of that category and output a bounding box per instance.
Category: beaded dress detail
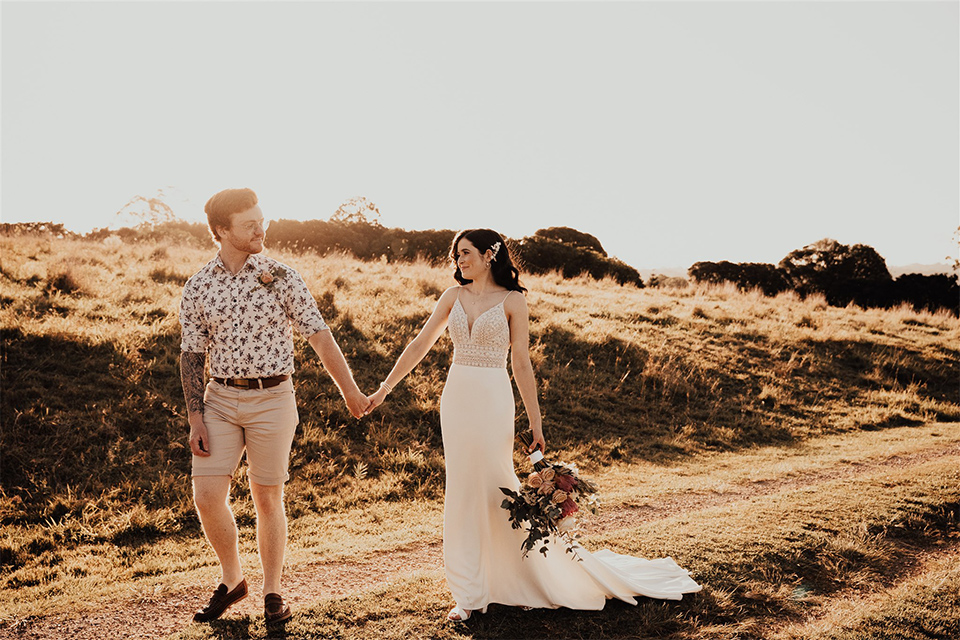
[448,297,510,368]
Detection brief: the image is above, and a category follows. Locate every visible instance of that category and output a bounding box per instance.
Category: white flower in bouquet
[557,516,578,533]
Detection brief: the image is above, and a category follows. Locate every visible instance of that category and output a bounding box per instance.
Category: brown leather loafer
[193,579,248,623]
[264,592,292,624]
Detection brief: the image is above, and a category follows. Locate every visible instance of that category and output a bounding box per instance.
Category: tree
[533,227,607,256]
[516,235,642,286]
[330,197,382,226]
[779,238,892,306]
[114,188,178,227]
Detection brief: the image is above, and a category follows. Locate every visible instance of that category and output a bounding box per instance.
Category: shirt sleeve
[179,279,210,352]
[282,268,329,337]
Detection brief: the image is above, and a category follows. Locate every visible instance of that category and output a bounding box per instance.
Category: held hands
[345,390,373,420]
[364,386,389,416]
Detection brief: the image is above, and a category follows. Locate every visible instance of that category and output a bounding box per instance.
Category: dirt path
[592,442,960,531]
[5,443,959,640]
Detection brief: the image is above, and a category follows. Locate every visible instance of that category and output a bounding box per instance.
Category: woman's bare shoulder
[440,285,463,298]
[435,285,462,307]
[503,289,528,313]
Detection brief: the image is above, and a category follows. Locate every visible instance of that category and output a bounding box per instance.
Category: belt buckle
[234,378,250,389]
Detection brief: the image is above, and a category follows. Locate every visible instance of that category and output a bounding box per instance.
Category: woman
[366,229,701,621]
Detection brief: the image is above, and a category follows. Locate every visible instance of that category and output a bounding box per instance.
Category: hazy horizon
[3,1,957,271]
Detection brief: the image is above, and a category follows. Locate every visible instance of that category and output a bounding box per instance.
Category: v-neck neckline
[455,297,505,341]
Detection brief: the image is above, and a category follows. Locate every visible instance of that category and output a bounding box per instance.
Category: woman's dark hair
[450,229,526,293]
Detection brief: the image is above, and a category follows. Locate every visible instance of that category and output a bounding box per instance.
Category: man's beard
[230,237,264,254]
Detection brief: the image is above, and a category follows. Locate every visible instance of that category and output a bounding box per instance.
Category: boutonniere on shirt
[256,267,287,289]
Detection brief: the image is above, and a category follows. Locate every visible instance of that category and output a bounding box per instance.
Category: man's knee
[193,476,231,512]
[250,481,285,515]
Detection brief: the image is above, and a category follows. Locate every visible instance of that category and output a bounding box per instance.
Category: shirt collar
[213,252,264,275]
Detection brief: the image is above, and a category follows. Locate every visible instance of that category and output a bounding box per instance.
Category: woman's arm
[506,292,546,453]
[367,286,459,411]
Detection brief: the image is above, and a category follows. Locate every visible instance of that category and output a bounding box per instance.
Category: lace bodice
[448,293,511,368]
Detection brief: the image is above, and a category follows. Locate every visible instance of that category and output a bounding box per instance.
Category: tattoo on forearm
[180,352,206,415]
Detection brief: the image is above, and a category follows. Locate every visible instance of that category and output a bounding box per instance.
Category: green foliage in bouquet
[500,434,600,559]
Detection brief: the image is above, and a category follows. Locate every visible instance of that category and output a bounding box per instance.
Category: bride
[365,229,701,621]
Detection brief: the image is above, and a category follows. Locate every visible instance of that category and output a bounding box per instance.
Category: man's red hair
[204,188,258,242]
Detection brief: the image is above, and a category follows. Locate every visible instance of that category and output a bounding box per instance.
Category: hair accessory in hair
[490,241,501,261]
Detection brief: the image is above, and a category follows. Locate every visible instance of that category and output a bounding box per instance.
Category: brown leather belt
[212,374,290,390]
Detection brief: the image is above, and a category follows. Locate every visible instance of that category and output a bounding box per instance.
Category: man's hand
[345,390,372,420]
[188,413,211,457]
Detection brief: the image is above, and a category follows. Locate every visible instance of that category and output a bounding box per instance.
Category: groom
[179,187,370,624]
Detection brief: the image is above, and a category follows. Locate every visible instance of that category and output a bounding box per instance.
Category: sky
[2,1,957,271]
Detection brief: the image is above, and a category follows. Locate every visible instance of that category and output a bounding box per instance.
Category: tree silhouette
[517,234,641,286]
[114,188,178,227]
[779,238,892,306]
[533,227,607,256]
[331,197,382,226]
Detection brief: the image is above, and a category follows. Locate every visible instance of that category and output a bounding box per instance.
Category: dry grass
[165,438,960,640]
[1,232,958,637]
[771,547,960,640]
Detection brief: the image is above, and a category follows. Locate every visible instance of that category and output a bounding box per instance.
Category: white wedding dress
[440,290,701,613]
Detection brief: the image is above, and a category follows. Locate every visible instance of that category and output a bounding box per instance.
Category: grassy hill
[1,232,958,638]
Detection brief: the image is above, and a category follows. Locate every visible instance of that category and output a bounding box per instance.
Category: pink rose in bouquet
[500,431,601,559]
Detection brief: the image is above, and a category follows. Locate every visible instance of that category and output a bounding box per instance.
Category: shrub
[892,273,959,315]
[688,261,789,296]
[533,226,607,256]
[516,236,642,287]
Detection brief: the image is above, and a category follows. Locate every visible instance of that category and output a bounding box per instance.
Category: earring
[485,261,491,269]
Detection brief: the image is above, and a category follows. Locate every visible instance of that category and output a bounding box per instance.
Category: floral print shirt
[179,253,328,378]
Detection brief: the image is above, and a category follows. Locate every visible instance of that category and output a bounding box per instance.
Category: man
[179,188,370,624]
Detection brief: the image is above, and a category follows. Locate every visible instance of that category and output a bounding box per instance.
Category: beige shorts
[192,378,299,486]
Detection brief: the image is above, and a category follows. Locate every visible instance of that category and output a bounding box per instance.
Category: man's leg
[193,475,244,589]
[249,481,286,595]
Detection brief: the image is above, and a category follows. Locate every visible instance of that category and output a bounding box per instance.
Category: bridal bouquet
[499,431,600,559]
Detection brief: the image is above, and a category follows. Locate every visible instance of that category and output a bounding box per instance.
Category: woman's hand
[365,387,389,415]
[529,427,546,454]
[345,389,372,419]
